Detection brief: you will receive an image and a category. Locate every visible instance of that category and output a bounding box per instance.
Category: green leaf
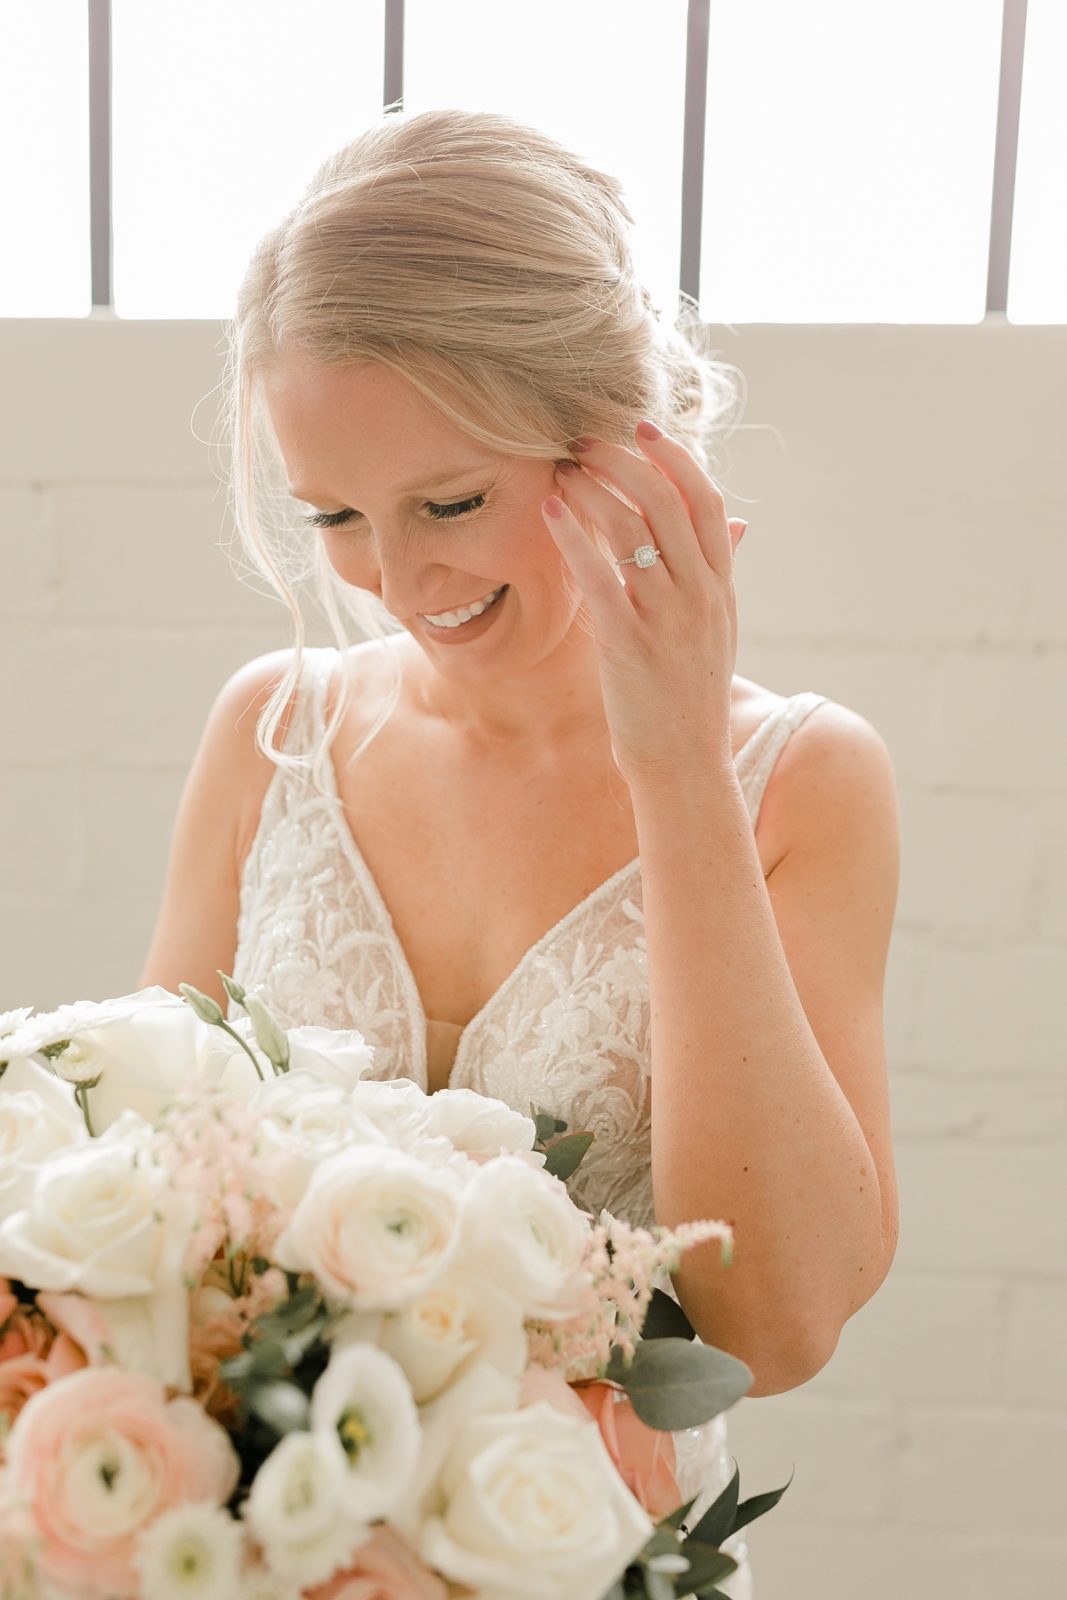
[664,1541,738,1594]
[729,1467,795,1534]
[656,1495,700,1533]
[685,1462,795,1551]
[282,1315,328,1369]
[612,1338,753,1431]
[639,1288,697,1342]
[219,1338,288,1392]
[542,1131,595,1181]
[530,1105,569,1144]
[249,1380,310,1437]
[684,1466,739,1550]
[251,1286,322,1342]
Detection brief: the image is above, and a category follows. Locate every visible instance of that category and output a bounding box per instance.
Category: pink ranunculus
[573,1378,681,1522]
[307,1522,450,1600]
[5,1366,240,1599]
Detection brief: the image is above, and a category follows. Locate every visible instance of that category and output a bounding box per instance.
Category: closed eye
[303,494,486,529]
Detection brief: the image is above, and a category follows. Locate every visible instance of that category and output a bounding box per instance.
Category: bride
[139,108,900,1598]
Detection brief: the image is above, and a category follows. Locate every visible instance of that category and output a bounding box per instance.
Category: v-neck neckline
[310,649,778,1091]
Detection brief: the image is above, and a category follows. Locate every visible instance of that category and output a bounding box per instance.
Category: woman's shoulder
[735,676,896,869]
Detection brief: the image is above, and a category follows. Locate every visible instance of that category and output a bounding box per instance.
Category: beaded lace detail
[230,647,828,1591]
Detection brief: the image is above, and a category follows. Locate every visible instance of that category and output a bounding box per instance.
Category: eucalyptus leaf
[219,1338,288,1392]
[640,1288,697,1342]
[542,1131,595,1181]
[282,1315,328,1369]
[252,1286,322,1341]
[531,1105,569,1143]
[613,1338,753,1430]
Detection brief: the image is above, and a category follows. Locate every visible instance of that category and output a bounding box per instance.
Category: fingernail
[570,437,593,452]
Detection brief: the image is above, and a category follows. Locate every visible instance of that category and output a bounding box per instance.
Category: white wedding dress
[229,645,829,1599]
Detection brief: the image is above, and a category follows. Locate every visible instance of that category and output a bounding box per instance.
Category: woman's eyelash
[302,494,486,529]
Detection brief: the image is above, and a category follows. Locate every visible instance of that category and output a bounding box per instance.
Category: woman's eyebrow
[288,462,493,504]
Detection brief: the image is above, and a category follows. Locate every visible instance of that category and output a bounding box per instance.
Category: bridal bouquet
[0,979,788,1600]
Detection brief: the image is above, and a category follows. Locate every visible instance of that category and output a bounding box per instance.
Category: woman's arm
[635,701,900,1398]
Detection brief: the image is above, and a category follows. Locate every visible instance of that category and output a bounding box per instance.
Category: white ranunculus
[459,1153,592,1320]
[243,1430,371,1588]
[250,1075,390,1210]
[422,1087,545,1167]
[310,1345,421,1520]
[334,1266,528,1405]
[0,1068,88,1221]
[389,1357,522,1548]
[0,1125,195,1388]
[418,1398,655,1600]
[346,1078,461,1170]
[273,1144,464,1310]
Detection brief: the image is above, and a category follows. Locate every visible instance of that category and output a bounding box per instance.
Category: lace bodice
[230,645,829,1593]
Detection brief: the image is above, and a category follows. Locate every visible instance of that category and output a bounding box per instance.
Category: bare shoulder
[756,687,900,872]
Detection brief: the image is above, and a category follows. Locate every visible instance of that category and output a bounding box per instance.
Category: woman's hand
[542,421,747,787]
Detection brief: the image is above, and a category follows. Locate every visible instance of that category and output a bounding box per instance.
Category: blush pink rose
[573,1379,681,1522]
[307,1523,450,1600]
[5,1366,240,1599]
[519,1365,681,1519]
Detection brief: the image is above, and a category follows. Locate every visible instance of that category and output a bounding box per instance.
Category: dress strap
[738,691,831,824]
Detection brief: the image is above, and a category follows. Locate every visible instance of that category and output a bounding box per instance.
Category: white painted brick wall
[1,316,1064,1598]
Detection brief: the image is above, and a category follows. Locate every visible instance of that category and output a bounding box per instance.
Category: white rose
[310,1345,421,1520]
[0,1126,195,1388]
[243,1430,370,1588]
[6,987,267,1133]
[283,1022,375,1088]
[273,1145,464,1309]
[332,1266,528,1404]
[418,1399,654,1600]
[459,1154,592,1320]
[389,1358,521,1548]
[0,1064,88,1221]
[250,1075,390,1210]
[347,1078,462,1172]
[423,1087,545,1166]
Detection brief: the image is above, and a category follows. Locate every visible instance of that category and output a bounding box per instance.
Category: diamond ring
[616,544,661,569]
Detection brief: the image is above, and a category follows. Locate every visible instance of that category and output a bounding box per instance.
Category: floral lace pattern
[230,647,829,1598]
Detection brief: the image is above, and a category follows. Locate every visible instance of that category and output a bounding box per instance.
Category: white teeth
[423,585,505,628]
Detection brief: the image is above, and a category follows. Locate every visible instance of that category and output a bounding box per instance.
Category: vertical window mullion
[384,0,404,114]
[987,0,1029,314]
[88,0,112,309]
[679,0,710,318]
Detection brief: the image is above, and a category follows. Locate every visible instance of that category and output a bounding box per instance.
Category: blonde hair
[216,106,744,791]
